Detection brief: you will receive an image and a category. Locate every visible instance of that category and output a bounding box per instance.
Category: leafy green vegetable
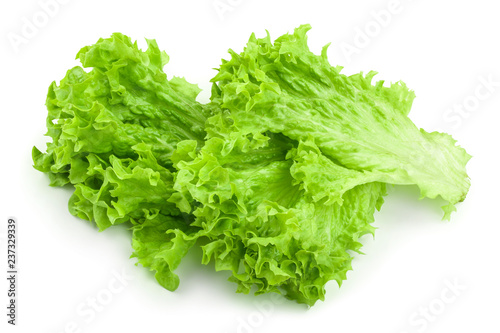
[131,213,198,291]
[33,26,470,306]
[33,33,207,183]
[33,33,208,230]
[169,123,386,305]
[211,24,471,218]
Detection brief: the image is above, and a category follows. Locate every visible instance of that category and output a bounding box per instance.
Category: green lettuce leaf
[33,32,208,187]
[210,24,470,218]
[170,124,386,305]
[131,213,198,291]
[33,28,471,306]
[33,33,209,229]
[67,143,181,230]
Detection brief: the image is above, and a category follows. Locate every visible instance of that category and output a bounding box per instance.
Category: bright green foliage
[211,24,470,217]
[33,26,470,306]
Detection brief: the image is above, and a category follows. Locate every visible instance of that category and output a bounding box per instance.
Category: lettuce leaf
[211,24,471,218]
[33,33,209,229]
[131,213,198,291]
[169,116,386,305]
[33,28,471,306]
[33,33,208,186]
[66,143,181,230]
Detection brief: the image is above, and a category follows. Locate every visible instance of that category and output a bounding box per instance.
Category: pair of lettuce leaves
[33,25,470,306]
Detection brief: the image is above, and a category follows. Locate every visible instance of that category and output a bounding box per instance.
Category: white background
[1,0,499,332]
